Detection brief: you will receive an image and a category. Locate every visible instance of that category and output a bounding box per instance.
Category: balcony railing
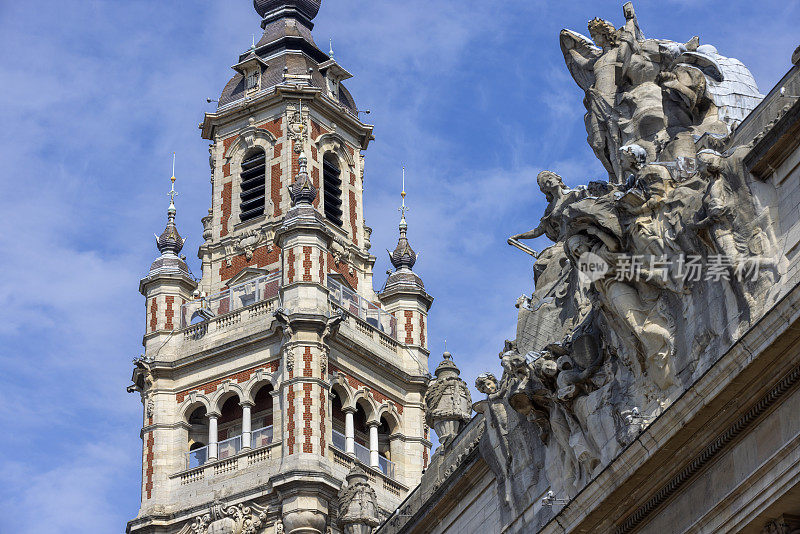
[184,426,273,470]
[187,445,208,470]
[218,435,242,460]
[331,430,397,480]
[181,272,281,328]
[327,278,398,340]
[252,426,274,449]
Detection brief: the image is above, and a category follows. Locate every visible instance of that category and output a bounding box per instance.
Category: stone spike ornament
[496,2,786,506]
[425,351,472,448]
[288,151,317,206]
[337,466,380,534]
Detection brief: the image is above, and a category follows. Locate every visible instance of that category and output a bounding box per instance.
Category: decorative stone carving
[274,308,295,374]
[494,2,787,503]
[235,228,275,260]
[762,515,800,534]
[320,310,343,376]
[338,466,380,534]
[127,355,155,417]
[286,102,309,149]
[330,236,352,266]
[177,500,268,534]
[425,352,472,448]
[202,209,214,243]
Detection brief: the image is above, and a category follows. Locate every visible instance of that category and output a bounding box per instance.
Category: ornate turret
[337,466,380,534]
[145,163,191,280]
[138,160,196,398]
[425,351,472,448]
[378,173,433,360]
[384,171,425,293]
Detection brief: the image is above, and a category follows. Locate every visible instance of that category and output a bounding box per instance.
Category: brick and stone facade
[127,2,431,533]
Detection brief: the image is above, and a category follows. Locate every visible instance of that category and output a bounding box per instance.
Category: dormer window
[246,68,261,92]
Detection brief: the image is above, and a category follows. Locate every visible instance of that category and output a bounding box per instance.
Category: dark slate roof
[254,0,321,20]
[217,13,357,114]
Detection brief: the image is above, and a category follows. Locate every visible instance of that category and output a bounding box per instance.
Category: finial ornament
[169,152,178,211]
[388,166,417,270]
[399,166,409,224]
[155,152,185,256]
[329,38,334,59]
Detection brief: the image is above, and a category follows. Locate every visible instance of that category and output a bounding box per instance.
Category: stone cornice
[201,85,373,149]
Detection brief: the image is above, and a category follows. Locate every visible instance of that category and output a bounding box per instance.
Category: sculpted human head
[475,373,498,395]
[537,171,566,202]
[588,18,617,49]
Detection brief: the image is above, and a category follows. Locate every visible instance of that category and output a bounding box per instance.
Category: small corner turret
[378,172,433,352]
[140,162,197,346]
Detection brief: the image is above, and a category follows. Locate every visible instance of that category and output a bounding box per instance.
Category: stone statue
[475,368,544,522]
[509,171,585,244]
[474,373,514,506]
[338,466,380,534]
[561,3,762,183]
[425,351,472,448]
[495,1,783,504]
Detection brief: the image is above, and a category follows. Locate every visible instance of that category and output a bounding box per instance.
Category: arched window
[186,406,209,469]
[252,385,274,429]
[323,153,343,227]
[218,397,243,442]
[240,148,267,222]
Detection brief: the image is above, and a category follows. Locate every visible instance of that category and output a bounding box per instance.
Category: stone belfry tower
[127,2,434,533]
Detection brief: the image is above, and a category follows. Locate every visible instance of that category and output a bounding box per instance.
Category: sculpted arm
[510,222,547,241]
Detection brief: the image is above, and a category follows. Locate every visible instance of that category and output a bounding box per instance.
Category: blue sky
[0,0,797,531]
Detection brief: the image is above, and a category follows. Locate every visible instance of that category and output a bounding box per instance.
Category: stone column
[241,402,253,450]
[208,413,219,460]
[345,408,355,455]
[368,423,379,468]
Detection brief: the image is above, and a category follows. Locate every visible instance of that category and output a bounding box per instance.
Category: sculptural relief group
[487,2,786,510]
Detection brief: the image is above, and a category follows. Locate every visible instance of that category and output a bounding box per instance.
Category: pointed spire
[388,167,417,270]
[329,37,334,59]
[156,153,185,256]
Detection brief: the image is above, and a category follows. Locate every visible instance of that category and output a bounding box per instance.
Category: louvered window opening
[247,69,260,91]
[240,150,267,222]
[323,155,343,227]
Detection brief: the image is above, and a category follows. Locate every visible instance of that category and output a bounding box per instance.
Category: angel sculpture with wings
[560,3,644,182]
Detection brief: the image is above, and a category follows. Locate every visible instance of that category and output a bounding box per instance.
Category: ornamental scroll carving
[177,500,268,534]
